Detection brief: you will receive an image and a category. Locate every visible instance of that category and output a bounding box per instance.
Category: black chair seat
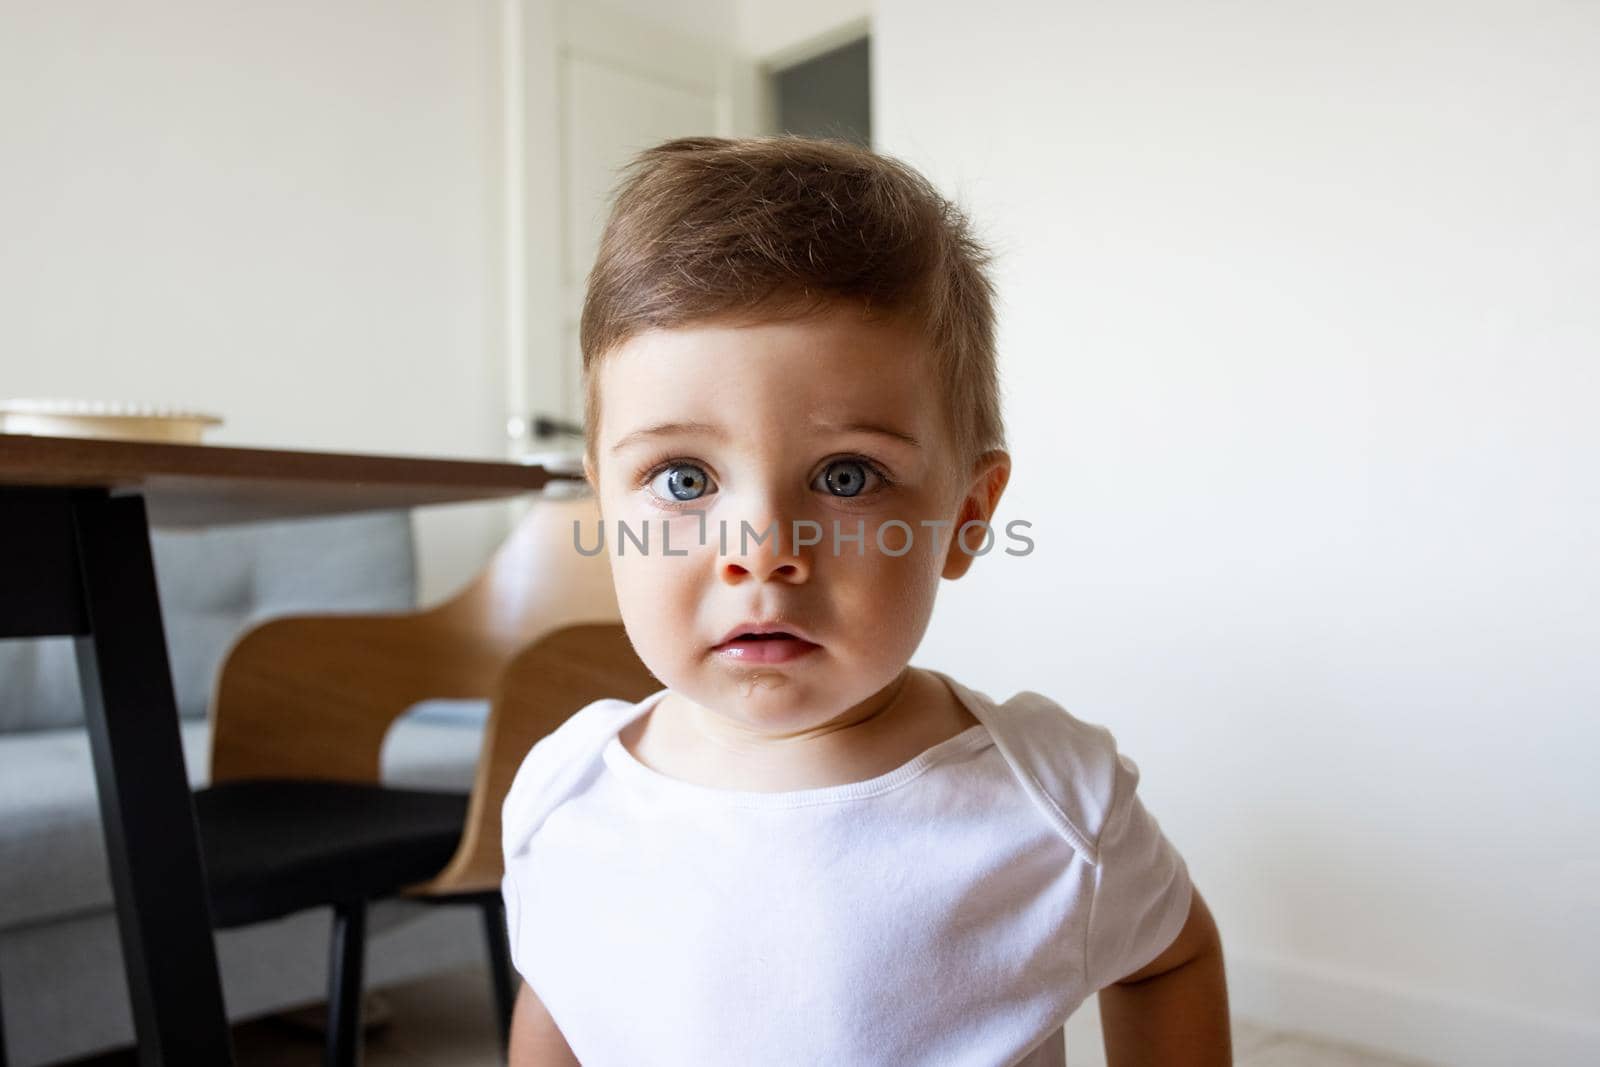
[194,780,469,929]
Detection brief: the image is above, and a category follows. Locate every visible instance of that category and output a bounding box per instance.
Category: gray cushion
[0,704,488,933]
[0,510,415,733]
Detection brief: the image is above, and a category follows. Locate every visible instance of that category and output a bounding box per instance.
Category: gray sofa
[0,511,492,1066]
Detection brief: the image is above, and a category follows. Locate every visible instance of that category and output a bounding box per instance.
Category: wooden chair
[195,492,658,1065]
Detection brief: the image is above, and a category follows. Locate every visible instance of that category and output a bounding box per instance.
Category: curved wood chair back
[408,622,660,896]
[209,491,621,784]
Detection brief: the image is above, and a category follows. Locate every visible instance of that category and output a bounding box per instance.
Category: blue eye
[819,459,871,497]
[648,462,714,502]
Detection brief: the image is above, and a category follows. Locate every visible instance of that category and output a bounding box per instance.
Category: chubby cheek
[820,535,944,661]
[608,552,701,673]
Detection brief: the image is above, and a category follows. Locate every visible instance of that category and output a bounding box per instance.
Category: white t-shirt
[501,669,1192,1067]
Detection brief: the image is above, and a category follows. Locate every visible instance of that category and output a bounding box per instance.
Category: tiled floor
[66,966,1435,1066]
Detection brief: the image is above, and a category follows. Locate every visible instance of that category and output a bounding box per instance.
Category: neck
[677,667,917,758]
[623,668,978,793]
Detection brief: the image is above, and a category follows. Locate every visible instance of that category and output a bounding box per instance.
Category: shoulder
[933,671,1133,866]
[500,693,654,861]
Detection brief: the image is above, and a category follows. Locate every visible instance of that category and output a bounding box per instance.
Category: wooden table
[0,434,570,1065]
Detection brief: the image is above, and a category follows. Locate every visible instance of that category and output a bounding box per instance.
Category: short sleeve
[500,865,528,982]
[499,729,564,985]
[496,695,646,986]
[1084,750,1193,990]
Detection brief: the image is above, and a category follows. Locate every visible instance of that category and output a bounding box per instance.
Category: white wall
[593,0,736,47]
[877,2,1598,1064]
[0,0,509,603]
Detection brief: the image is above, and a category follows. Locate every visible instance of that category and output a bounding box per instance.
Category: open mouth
[712,632,821,664]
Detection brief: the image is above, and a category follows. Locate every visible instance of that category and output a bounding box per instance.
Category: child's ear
[580,455,609,523]
[941,449,1012,580]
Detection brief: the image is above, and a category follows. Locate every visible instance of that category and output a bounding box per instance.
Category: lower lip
[712,636,822,664]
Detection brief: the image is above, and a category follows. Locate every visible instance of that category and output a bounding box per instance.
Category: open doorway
[770,35,871,148]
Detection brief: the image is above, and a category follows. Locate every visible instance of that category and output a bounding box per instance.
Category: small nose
[719,509,812,586]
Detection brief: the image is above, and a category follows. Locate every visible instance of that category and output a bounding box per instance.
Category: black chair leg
[479,896,516,1048]
[325,900,367,1067]
[0,962,9,1067]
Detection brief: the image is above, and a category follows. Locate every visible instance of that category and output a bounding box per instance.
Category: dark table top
[0,433,576,526]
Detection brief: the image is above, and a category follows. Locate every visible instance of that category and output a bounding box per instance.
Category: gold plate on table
[0,398,223,444]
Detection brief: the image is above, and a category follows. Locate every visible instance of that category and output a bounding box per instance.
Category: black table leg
[71,492,234,1065]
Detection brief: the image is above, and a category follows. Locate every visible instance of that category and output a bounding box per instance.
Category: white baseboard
[1227,951,1600,1066]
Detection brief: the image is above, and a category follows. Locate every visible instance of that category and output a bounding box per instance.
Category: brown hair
[580,134,1004,475]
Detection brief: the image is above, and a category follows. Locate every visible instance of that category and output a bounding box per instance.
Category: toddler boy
[502,135,1230,1065]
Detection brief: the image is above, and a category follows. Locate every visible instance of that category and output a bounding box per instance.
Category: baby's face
[587,302,987,734]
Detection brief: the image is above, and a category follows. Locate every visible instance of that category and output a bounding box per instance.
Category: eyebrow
[815,419,923,450]
[609,418,922,455]
[610,421,726,455]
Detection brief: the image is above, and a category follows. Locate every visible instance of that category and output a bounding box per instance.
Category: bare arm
[1098,887,1233,1066]
[509,980,581,1067]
